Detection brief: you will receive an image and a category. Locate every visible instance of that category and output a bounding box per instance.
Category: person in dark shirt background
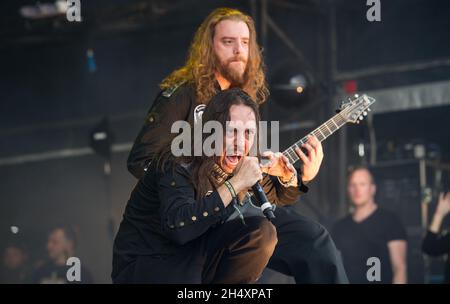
[333,166,407,284]
[31,226,92,284]
[422,191,450,283]
[0,243,30,284]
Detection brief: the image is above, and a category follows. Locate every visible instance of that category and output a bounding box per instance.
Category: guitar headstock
[339,94,376,124]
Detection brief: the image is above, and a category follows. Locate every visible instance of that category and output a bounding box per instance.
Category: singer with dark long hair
[112,88,299,283]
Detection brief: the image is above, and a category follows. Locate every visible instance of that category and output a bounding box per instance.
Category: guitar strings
[280,100,363,164]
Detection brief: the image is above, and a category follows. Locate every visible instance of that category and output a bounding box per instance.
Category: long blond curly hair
[160,7,269,105]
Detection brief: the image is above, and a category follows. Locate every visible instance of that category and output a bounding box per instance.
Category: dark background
[1,0,449,283]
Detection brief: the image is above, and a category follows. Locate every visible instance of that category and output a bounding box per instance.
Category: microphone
[251,182,276,221]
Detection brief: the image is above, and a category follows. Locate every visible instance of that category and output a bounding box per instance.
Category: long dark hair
[156,88,260,198]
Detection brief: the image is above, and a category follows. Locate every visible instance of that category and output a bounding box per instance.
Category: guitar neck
[282,111,349,165]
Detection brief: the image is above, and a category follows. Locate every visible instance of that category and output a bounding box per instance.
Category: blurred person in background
[31,226,92,284]
[333,166,408,284]
[0,242,30,284]
[422,191,450,283]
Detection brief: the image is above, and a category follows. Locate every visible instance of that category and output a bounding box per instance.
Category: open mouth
[224,155,242,167]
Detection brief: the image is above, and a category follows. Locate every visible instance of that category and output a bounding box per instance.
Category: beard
[217,56,249,87]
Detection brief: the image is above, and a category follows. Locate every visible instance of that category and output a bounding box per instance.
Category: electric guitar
[281,94,376,165]
[226,94,377,222]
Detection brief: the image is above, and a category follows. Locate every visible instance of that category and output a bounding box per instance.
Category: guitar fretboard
[282,111,349,165]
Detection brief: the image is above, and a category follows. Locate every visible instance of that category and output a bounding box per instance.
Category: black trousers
[267,206,348,284]
[112,216,277,284]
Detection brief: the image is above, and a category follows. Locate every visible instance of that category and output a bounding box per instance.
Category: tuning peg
[356,120,360,124]
[337,101,345,112]
[359,116,364,120]
[363,111,368,116]
[367,108,371,112]
[354,94,359,98]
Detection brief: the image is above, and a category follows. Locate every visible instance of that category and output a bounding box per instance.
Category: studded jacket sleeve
[157,165,235,245]
[127,83,195,179]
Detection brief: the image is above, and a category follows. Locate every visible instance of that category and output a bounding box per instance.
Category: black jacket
[422,230,450,283]
[127,82,196,178]
[112,163,234,277]
[112,161,299,279]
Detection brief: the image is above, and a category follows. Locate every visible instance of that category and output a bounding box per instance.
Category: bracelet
[277,170,298,188]
[224,180,237,198]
